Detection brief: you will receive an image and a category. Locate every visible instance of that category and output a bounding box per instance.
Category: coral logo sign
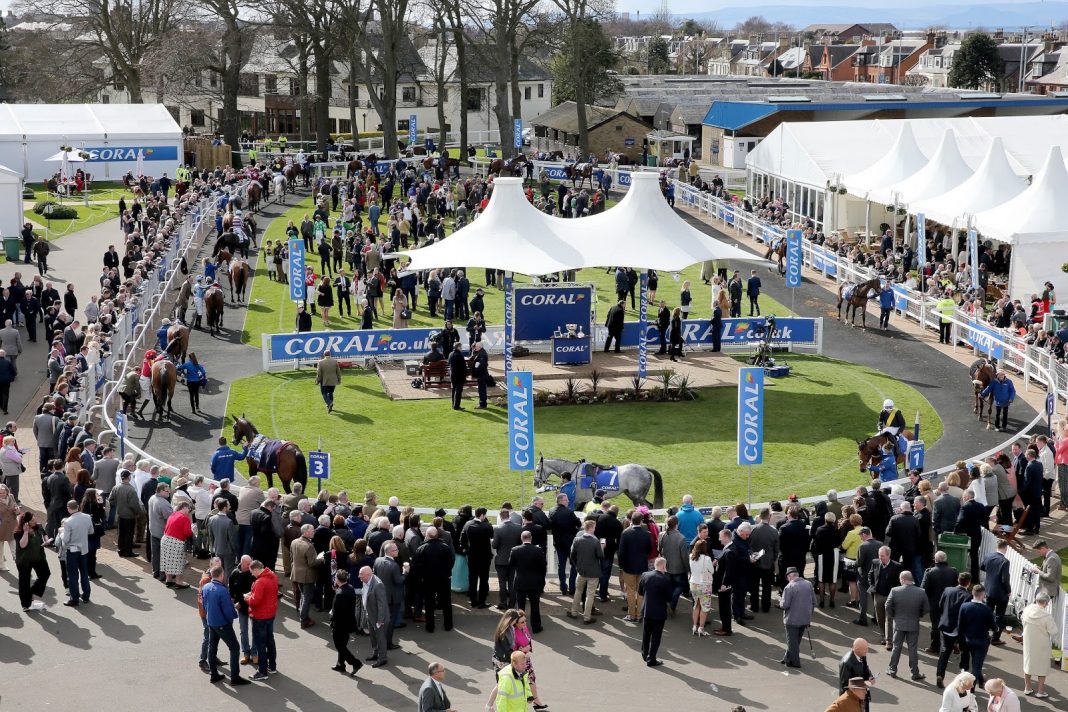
[786,229,802,288]
[513,285,593,341]
[84,146,179,162]
[508,371,534,470]
[737,367,764,466]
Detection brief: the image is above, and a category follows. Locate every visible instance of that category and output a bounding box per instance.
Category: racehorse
[837,277,882,328]
[564,163,596,190]
[246,182,262,213]
[972,362,996,426]
[228,259,249,304]
[272,173,288,204]
[150,358,176,420]
[489,153,526,178]
[857,429,914,473]
[534,456,663,509]
[216,248,233,269]
[765,239,787,276]
[166,323,190,361]
[231,416,308,494]
[205,285,225,337]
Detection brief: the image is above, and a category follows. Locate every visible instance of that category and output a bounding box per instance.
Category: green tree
[948,33,1004,90]
[647,36,670,74]
[0,16,10,99]
[550,17,621,102]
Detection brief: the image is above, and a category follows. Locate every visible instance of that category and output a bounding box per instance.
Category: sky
[616,0,1042,11]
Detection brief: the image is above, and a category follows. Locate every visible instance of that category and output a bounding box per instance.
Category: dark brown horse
[205,286,225,336]
[228,259,249,304]
[564,162,595,189]
[764,239,787,276]
[837,277,882,328]
[166,323,190,361]
[150,359,176,420]
[246,182,262,213]
[972,362,996,426]
[231,416,308,494]
[857,429,914,473]
[489,153,526,177]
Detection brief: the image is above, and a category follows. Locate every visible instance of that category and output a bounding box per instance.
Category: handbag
[400,308,412,320]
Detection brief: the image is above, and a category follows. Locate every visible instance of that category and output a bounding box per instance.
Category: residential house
[708,39,748,76]
[907,44,959,87]
[813,44,863,81]
[800,23,899,43]
[1027,48,1068,93]
[853,36,933,84]
[529,101,652,161]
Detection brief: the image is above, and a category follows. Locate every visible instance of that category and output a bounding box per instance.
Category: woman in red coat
[160,502,196,588]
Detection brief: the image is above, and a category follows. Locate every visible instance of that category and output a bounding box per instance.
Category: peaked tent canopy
[973,146,1068,300]
[908,137,1027,227]
[401,174,763,274]
[843,121,928,199]
[876,128,973,206]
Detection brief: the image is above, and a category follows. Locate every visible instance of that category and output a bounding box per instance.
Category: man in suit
[617,511,652,622]
[713,528,736,636]
[508,531,546,633]
[492,509,522,609]
[413,527,455,633]
[954,490,987,582]
[957,583,998,686]
[638,557,672,667]
[777,505,810,589]
[935,572,973,688]
[604,300,625,353]
[460,507,494,608]
[469,341,490,408]
[931,483,960,537]
[728,270,743,317]
[979,540,1011,645]
[780,566,817,668]
[1033,540,1063,598]
[746,270,762,316]
[749,508,780,613]
[884,571,928,680]
[1019,447,1044,534]
[372,541,405,654]
[314,349,342,413]
[853,528,881,626]
[920,551,959,654]
[418,661,457,712]
[359,566,390,668]
[447,343,467,410]
[329,569,364,676]
[885,501,922,583]
[838,638,875,712]
[867,545,903,647]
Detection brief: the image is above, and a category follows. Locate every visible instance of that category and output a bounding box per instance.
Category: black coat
[548,505,580,550]
[884,512,921,563]
[921,561,959,605]
[617,525,651,575]
[954,499,987,541]
[332,582,358,633]
[778,518,811,564]
[460,518,494,562]
[638,570,672,621]
[448,350,467,383]
[605,304,625,334]
[413,538,455,583]
[838,650,872,692]
[521,522,547,551]
[868,559,903,596]
[249,507,280,562]
[508,542,546,592]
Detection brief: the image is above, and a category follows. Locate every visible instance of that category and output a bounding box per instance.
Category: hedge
[33,201,79,220]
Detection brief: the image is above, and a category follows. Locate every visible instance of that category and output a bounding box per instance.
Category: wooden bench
[995,505,1029,551]
[420,358,478,390]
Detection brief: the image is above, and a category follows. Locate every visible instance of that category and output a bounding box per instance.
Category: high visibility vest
[279,136,288,146]
[248,149,258,161]
[936,298,955,323]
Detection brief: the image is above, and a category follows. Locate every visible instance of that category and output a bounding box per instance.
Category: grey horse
[534,456,664,509]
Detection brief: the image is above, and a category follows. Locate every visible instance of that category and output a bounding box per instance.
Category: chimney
[993,28,1005,40]
[779,36,791,50]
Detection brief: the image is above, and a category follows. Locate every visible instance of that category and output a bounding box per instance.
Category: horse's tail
[649,467,663,509]
[294,449,308,487]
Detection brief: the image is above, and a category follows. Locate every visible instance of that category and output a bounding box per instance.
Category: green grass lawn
[1033,550,1068,591]
[26,202,118,239]
[242,196,791,345]
[225,354,941,508]
[26,180,130,203]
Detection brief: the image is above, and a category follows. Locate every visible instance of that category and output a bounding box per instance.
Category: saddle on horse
[248,434,287,473]
[579,461,621,494]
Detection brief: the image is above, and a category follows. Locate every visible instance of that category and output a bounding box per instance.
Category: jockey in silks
[763,232,784,262]
[232,210,249,258]
[877,398,907,455]
[136,348,165,418]
[192,276,208,329]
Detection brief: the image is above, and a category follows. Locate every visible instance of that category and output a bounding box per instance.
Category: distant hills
[679,3,1068,31]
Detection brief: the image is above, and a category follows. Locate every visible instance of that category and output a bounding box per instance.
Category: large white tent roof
[746,115,1068,192]
[973,146,1068,245]
[874,128,974,206]
[0,103,180,139]
[402,174,760,274]
[908,137,1027,227]
[844,122,929,200]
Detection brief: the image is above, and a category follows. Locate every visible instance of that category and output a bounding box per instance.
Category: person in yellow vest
[687,160,699,185]
[263,136,273,155]
[247,147,258,166]
[493,651,533,712]
[278,135,288,153]
[936,288,956,345]
[583,489,605,515]
[175,165,189,184]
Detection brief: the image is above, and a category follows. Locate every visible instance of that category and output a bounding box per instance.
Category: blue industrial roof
[703,97,1068,131]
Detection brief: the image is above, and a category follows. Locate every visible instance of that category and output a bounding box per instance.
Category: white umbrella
[136,149,145,178]
[44,150,87,163]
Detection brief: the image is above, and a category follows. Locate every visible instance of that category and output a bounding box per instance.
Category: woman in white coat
[983,679,1020,712]
[940,671,979,712]
[1020,592,1058,698]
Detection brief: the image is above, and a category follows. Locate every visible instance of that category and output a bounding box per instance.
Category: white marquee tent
[973,146,1068,299]
[877,128,974,207]
[908,137,1027,227]
[844,122,929,202]
[0,104,183,182]
[0,164,25,241]
[402,174,758,274]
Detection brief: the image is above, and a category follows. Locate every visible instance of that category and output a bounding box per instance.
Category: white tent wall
[0,165,24,241]
[1009,242,1067,303]
[0,104,182,182]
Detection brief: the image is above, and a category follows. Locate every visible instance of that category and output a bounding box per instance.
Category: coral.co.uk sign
[84,146,179,162]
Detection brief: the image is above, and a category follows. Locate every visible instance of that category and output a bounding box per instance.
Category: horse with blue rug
[231,416,308,494]
[535,456,663,509]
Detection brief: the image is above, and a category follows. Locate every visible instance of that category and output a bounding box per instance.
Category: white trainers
[29,601,47,611]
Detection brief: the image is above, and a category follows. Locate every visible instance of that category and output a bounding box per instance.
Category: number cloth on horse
[580,463,621,494]
[248,435,287,473]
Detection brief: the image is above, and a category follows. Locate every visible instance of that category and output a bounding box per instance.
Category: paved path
[0,216,123,421]
[123,190,305,474]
